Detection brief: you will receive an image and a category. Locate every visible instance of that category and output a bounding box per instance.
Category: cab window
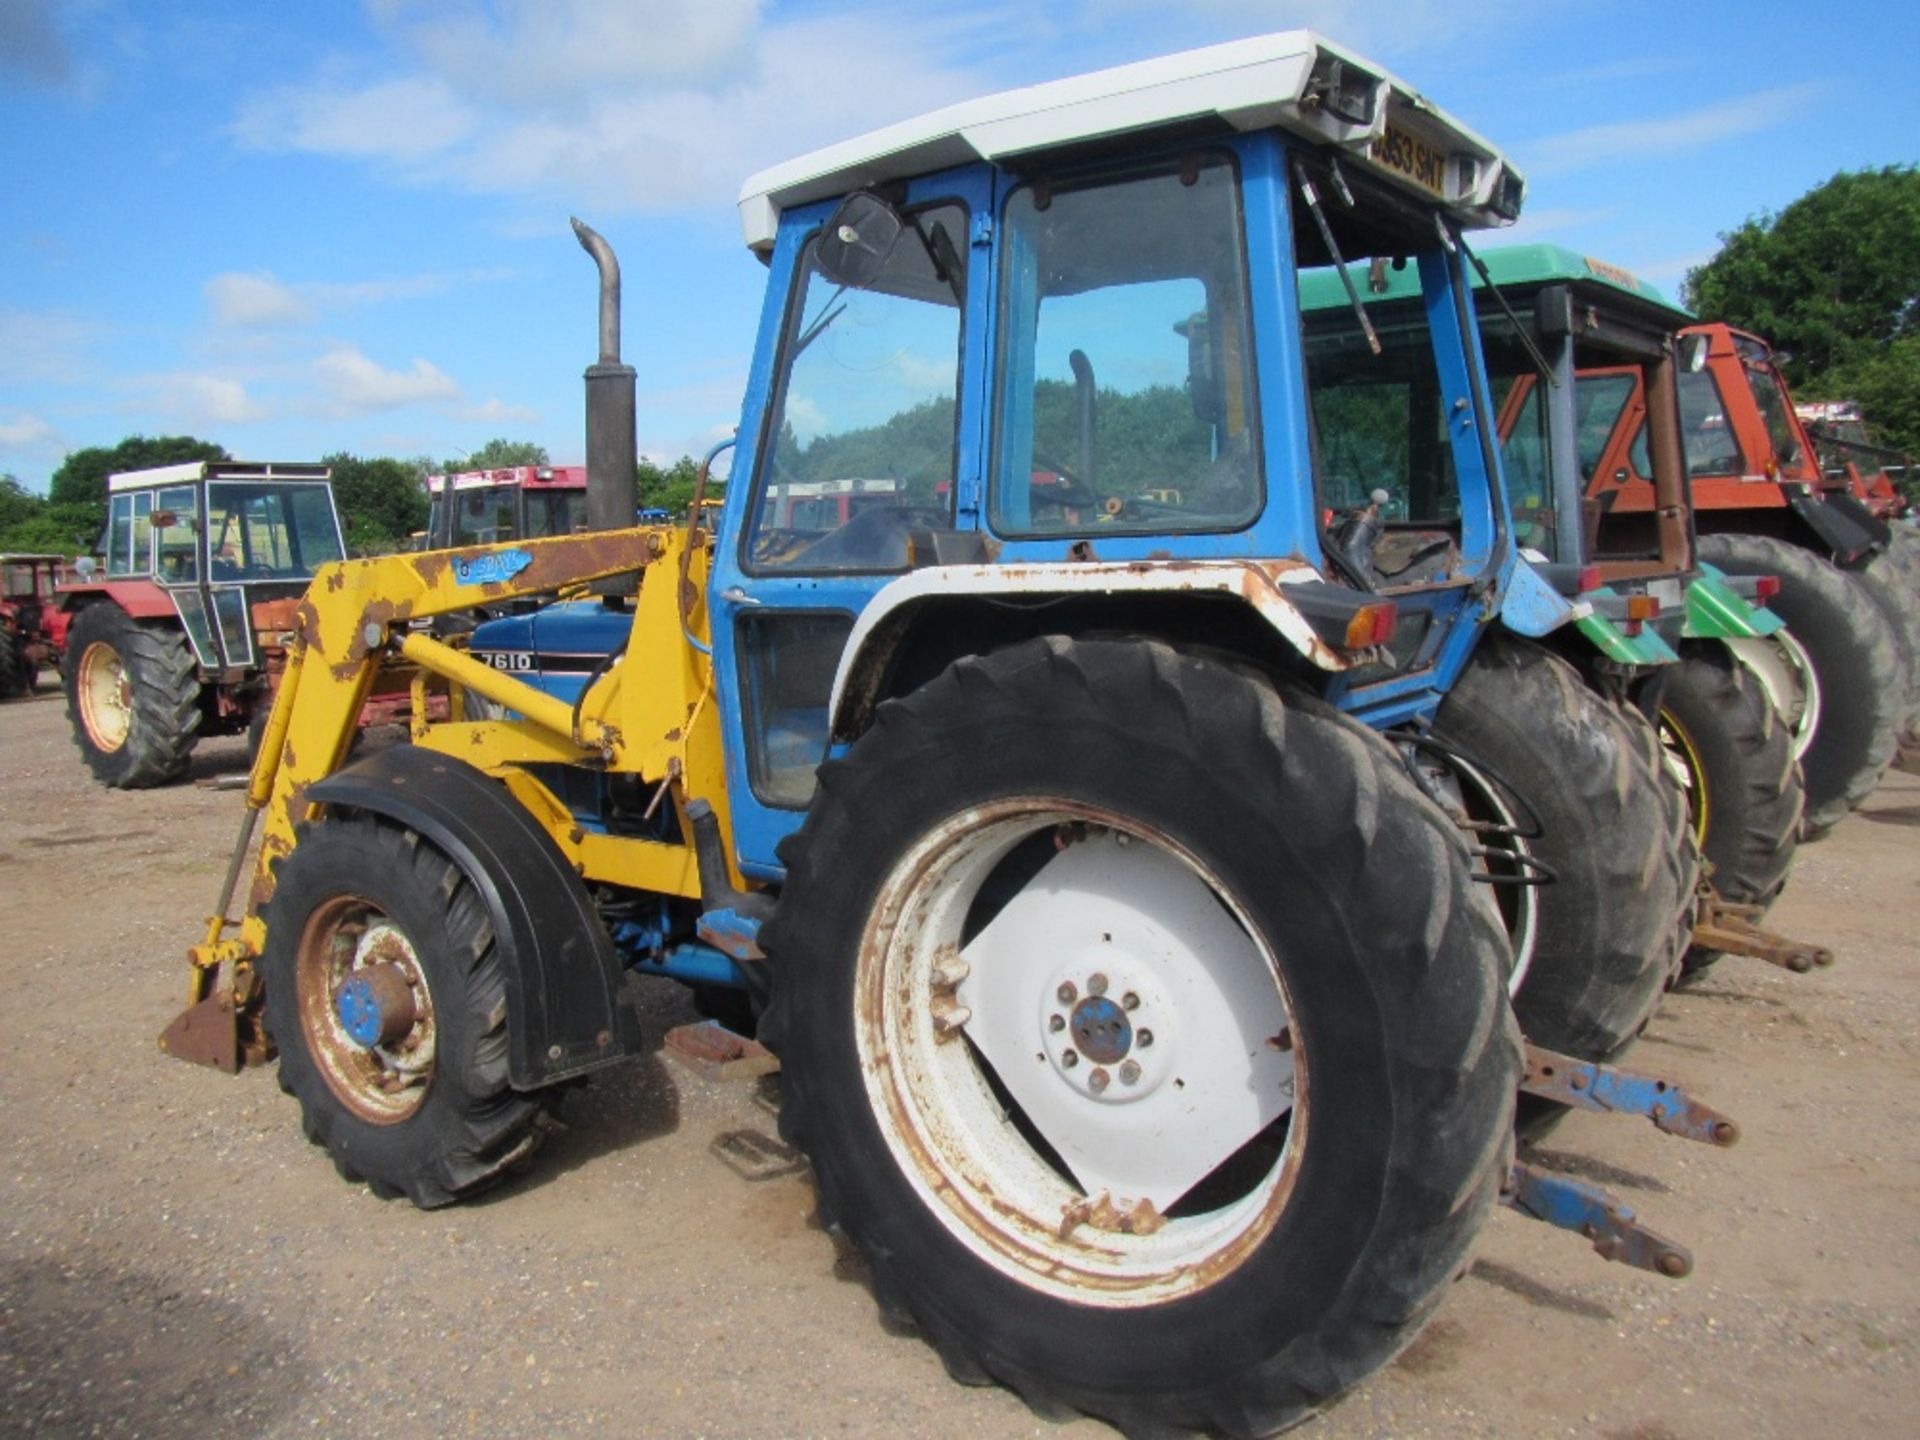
[1677,371,1743,476]
[992,153,1260,537]
[747,201,967,572]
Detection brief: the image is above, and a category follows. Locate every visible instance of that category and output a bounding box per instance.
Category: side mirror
[815,192,904,289]
[1677,333,1710,374]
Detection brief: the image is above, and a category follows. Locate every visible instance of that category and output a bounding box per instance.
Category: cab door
[707,167,993,879]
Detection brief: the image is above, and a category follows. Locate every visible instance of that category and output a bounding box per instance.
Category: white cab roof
[107,461,332,493]
[738,31,1522,252]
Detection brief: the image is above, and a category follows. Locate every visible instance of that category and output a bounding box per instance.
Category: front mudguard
[307,745,642,1089]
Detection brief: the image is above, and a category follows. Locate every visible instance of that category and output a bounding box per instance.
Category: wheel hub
[1040,964,1171,1104]
[335,961,418,1048]
[1068,993,1130,1064]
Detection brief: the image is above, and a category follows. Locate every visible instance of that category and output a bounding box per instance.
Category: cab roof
[1298,243,1690,317]
[106,461,332,493]
[738,31,1524,254]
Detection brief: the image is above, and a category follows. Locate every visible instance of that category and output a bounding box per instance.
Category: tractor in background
[1624,323,1918,823]
[421,464,589,550]
[57,461,434,786]
[165,35,1735,1434]
[1,553,71,698]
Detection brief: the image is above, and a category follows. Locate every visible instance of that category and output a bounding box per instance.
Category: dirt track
[1,682,1916,1439]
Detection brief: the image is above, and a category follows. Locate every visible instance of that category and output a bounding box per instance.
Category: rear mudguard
[307,745,641,1089]
[1683,565,1784,641]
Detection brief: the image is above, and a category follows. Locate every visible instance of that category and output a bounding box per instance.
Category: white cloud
[1524,84,1819,178]
[206,267,513,328]
[314,347,461,412]
[459,396,539,425]
[234,74,479,161]
[377,0,764,98]
[1485,205,1619,247]
[0,307,103,384]
[206,271,314,328]
[229,7,994,215]
[0,411,59,452]
[1632,247,1721,293]
[1073,0,1532,60]
[140,372,269,425]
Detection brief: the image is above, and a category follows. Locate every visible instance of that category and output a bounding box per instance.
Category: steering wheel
[1029,453,1104,513]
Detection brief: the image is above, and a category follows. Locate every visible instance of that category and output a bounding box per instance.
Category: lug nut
[1089,1067,1110,1093]
[1048,1014,1066,1033]
[1061,1049,1079,1068]
[1087,973,1108,996]
[1137,1029,1154,1048]
[1118,1060,1141,1085]
[1122,991,1139,1011]
[1057,981,1077,1005]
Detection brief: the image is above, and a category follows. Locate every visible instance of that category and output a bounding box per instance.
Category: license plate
[1370,120,1449,199]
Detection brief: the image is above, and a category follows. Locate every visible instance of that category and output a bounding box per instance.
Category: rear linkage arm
[1502,1043,1738,1280]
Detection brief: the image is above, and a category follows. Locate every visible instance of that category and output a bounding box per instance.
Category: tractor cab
[424,465,590,550]
[63,462,346,673]
[1302,246,1791,672]
[475,32,1563,873]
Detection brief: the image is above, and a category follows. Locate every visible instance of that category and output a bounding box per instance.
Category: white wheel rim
[855,799,1304,1307]
[1726,633,1820,761]
[78,641,132,751]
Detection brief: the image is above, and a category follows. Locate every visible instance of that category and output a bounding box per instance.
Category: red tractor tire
[62,603,204,788]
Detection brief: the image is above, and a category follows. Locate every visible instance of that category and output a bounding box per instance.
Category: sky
[3,0,1916,492]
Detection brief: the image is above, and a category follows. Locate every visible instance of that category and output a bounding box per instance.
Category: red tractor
[422,464,589,549]
[1608,322,1919,824]
[1,553,71,698]
[57,461,436,787]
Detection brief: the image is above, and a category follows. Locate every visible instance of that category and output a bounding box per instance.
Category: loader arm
[168,523,730,1071]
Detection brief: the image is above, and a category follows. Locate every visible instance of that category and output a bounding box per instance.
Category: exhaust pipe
[572,218,639,590]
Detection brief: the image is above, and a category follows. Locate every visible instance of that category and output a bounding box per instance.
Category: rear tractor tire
[261,814,558,1207]
[62,603,203,787]
[1657,645,1803,979]
[1430,636,1698,1066]
[1698,532,1900,836]
[0,621,25,699]
[761,637,1520,1436]
[1857,539,1920,739]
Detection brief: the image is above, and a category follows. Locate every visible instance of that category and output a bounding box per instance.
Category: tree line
[0,436,714,557]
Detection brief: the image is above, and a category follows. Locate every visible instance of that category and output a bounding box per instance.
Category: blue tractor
[194,33,1731,1435]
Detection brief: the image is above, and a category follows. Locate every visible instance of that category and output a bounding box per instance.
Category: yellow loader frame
[161,519,735,1071]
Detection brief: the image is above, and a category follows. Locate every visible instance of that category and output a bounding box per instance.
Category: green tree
[320,451,431,554]
[450,437,550,472]
[636,455,705,517]
[47,434,228,539]
[1683,166,1920,389]
[0,477,99,554]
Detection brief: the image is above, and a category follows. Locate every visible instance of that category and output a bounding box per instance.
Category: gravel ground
[1,681,1916,1439]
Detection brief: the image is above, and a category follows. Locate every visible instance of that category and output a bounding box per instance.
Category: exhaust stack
[572,218,639,584]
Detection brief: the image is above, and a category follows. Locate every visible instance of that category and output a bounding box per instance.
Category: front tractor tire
[62,603,203,788]
[261,815,557,1207]
[1431,636,1697,1066]
[760,638,1520,1436]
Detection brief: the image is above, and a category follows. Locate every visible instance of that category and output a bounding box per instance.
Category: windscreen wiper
[1444,218,1557,387]
[1294,159,1380,356]
[790,285,849,361]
